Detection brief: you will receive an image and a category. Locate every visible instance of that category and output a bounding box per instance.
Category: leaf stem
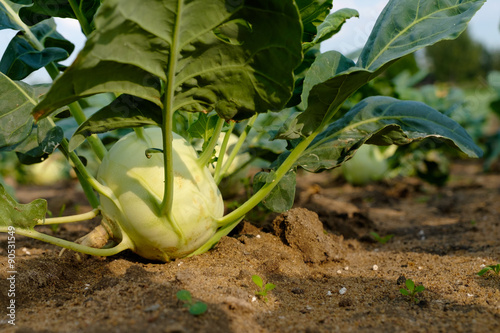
[160,0,183,217]
[68,0,93,36]
[198,117,225,168]
[37,209,100,225]
[213,121,235,182]
[216,114,257,184]
[13,228,132,257]
[216,130,318,226]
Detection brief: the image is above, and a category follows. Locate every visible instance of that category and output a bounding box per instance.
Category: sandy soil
[0,160,499,332]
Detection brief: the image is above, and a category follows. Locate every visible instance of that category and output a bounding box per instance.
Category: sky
[0,0,499,83]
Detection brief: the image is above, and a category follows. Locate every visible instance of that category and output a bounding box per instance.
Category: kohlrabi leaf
[187,113,220,142]
[33,0,303,122]
[69,94,163,151]
[289,96,483,173]
[0,72,62,162]
[279,0,486,139]
[295,0,332,43]
[0,18,74,80]
[0,183,46,230]
[15,124,63,164]
[277,51,386,139]
[302,8,359,51]
[358,0,486,71]
[14,0,100,27]
[0,0,26,30]
[0,71,38,149]
[253,169,296,213]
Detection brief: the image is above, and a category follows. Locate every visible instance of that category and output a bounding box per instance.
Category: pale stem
[38,209,100,225]
[215,130,319,227]
[12,228,132,257]
[213,121,235,182]
[160,0,183,217]
[197,117,225,168]
[216,114,257,184]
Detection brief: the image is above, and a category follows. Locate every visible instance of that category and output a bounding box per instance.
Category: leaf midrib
[364,0,470,70]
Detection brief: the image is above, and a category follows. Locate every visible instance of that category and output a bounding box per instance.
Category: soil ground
[0,160,499,333]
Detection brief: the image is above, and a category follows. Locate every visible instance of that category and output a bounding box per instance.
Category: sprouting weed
[252,275,276,302]
[399,278,425,304]
[176,290,207,315]
[370,231,394,244]
[477,264,500,277]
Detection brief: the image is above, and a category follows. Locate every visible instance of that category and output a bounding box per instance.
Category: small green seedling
[370,232,394,244]
[399,279,425,304]
[176,290,207,316]
[477,264,500,277]
[252,275,276,302]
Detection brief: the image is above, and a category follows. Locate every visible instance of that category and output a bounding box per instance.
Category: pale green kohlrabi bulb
[97,127,224,261]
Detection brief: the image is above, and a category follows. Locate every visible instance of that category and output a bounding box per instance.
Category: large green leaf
[68,94,162,151]
[12,0,100,26]
[279,0,485,139]
[0,183,46,230]
[0,0,25,30]
[358,0,486,71]
[0,18,74,80]
[33,0,303,121]
[302,8,359,51]
[289,96,483,173]
[0,71,38,149]
[0,72,62,163]
[295,0,333,43]
[277,51,389,139]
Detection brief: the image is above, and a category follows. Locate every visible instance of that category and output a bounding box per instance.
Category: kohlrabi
[97,127,224,261]
[0,0,486,262]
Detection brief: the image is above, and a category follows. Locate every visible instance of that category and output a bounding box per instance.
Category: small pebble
[256,234,261,239]
[339,287,347,295]
[177,261,183,267]
[336,269,342,274]
[251,296,257,302]
[144,304,160,312]
[326,291,332,296]
[372,265,379,271]
[344,266,349,271]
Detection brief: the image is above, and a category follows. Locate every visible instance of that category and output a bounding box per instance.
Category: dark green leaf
[277,51,389,139]
[0,19,74,80]
[0,1,25,30]
[16,125,63,164]
[33,0,303,122]
[399,288,409,296]
[253,169,296,213]
[358,0,486,71]
[303,8,359,51]
[288,96,482,173]
[0,183,46,230]
[187,113,220,141]
[0,72,38,149]
[295,0,333,43]
[279,0,485,139]
[15,0,100,26]
[68,94,162,151]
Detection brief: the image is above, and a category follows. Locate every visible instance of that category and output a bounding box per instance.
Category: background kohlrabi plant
[0,0,485,262]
